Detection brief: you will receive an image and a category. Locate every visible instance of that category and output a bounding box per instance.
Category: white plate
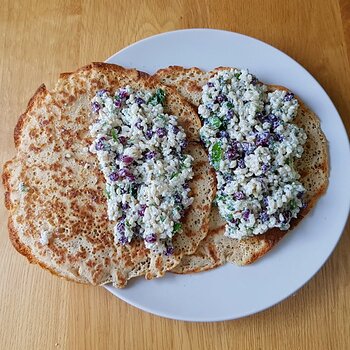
[104,29,350,321]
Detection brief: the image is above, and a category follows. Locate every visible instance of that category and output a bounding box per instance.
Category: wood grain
[0,0,349,349]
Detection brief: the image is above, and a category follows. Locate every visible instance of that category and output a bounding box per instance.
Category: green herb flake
[210,116,222,129]
[285,158,293,166]
[290,199,297,210]
[170,172,179,179]
[173,222,182,233]
[234,73,241,80]
[211,142,223,170]
[111,129,118,142]
[149,88,166,106]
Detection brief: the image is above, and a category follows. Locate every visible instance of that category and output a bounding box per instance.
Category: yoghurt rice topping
[89,87,193,253]
[199,69,307,239]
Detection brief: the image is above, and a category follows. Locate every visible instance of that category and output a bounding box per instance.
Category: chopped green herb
[215,194,226,202]
[149,88,166,106]
[170,172,179,179]
[226,213,234,221]
[226,102,233,109]
[111,129,118,142]
[160,216,166,222]
[173,222,182,233]
[234,73,241,79]
[210,116,222,129]
[290,199,297,210]
[227,202,236,211]
[130,185,138,197]
[211,142,223,170]
[285,158,293,166]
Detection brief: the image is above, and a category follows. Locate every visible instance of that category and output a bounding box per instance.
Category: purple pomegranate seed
[136,121,143,130]
[217,130,229,138]
[118,136,127,145]
[275,133,284,142]
[117,168,134,181]
[224,173,234,182]
[262,163,269,173]
[172,125,180,134]
[284,92,294,101]
[165,245,174,255]
[180,139,188,150]
[242,142,255,155]
[95,137,106,151]
[114,99,122,108]
[109,172,119,182]
[117,220,125,233]
[145,234,157,244]
[156,128,167,138]
[242,209,250,221]
[216,94,227,103]
[297,191,304,199]
[272,120,280,129]
[260,211,269,222]
[301,202,307,209]
[225,147,237,160]
[121,155,134,164]
[229,217,237,224]
[121,203,129,210]
[174,194,182,204]
[145,129,153,140]
[255,132,270,147]
[226,109,234,119]
[135,97,145,105]
[145,151,156,159]
[91,101,101,113]
[118,89,129,99]
[138,204,147,217]
[118,235,128,245]
[207,82,214,87]
[238,159,246,169]
[266,113,277,122]
[183,183,189,189]
[234,191,245,200]
[263,197,269,207]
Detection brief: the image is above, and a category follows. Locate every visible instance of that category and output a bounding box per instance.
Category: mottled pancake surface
[155,66,329,273]
[2,63,216,287]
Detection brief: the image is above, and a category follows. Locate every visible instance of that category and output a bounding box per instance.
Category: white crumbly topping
[39,230,51,245]
[18,182,28,193]
[199,69,307,239]
[89,87,193,253]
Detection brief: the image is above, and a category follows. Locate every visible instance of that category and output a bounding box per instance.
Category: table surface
[1,1,349,349]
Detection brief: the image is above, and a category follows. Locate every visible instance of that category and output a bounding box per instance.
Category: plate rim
[104,28,350,322]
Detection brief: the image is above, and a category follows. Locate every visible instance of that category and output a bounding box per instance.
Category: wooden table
[1,1,349,349]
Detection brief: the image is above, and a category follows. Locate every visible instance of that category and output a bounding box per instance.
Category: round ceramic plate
[104,29,350,322]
